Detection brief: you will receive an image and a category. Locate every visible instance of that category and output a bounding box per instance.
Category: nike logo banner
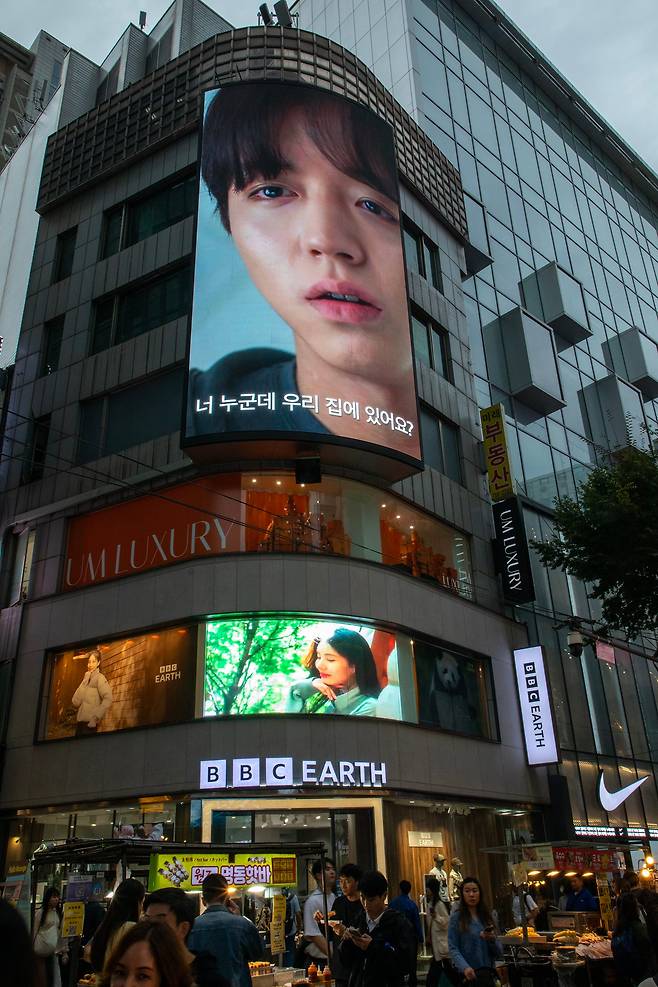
[598,772,648,812]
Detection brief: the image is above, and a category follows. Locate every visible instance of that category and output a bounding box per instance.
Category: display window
[62,472,473,600]
[40,624,198,740]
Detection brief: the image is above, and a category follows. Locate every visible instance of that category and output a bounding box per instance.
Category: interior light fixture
[564,871,577,877]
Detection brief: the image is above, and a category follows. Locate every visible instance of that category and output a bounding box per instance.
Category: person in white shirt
[511,892,538,928]
[304,859,337,962]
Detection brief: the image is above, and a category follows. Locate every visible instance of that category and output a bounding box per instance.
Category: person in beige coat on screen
[72,649,112,735]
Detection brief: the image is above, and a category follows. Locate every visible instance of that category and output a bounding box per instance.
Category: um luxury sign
[492,496,535,605]
[200,757,388,790]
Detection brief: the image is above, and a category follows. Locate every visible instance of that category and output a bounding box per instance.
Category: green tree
[204,617,309,715]
[532,446,658,639]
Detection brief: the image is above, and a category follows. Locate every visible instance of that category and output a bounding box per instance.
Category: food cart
[30,837,329,985]
[480,839,643,987]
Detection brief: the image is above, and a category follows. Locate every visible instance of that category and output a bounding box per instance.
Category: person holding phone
[338,871,413,987]
[447,878,501,985]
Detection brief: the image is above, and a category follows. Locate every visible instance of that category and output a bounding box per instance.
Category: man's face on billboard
[227,123,410,385]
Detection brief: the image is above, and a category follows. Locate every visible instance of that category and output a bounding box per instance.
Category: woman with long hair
[286,629,381,715]
[425,877,457,987]
[447,877,502,984]
[100,920,193,987]
[89,878,145,973]
[611,892,657,986]
[33,886,64,987]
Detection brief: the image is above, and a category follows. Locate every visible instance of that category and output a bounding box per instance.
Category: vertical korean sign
[480,404,514,501]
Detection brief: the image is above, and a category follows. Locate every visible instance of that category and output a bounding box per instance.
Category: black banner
[492,496,535,604]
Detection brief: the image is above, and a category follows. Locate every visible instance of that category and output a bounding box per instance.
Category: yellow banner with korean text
[148,852,296,891]
[480,403,515,501]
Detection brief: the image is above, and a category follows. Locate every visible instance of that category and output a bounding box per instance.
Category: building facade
[1,0,658,913]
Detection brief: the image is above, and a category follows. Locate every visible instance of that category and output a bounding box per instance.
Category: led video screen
[184,81,421,467]
[203,616,405,721]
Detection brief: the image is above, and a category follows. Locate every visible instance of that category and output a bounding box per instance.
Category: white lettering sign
[513,646,559,766]
[199,757,387,790]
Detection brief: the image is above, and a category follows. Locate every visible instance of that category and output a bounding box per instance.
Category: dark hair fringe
[457,877,493,934]
[201,82,399,233]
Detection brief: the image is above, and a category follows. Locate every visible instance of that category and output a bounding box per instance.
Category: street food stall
[481,839,646,987]
[30,838,329,984]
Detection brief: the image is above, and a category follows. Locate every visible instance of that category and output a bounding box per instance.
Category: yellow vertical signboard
[270,893,287,955]
[61,901,84,937]
[480,404,515,501]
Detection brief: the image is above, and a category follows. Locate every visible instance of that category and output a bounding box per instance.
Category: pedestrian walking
[99,919,192,987]
[612,893,657,987]
[187,874,263,987]
[388,881,422,987]
[425,877,457,987]
[145,887,229,987]
[1,897,43,987]
[338,870,413,987]
[303,859,337,965]
[88,877,145,973]
[33,887,65,987]
[447,877,502,985]
[331,864,365,987]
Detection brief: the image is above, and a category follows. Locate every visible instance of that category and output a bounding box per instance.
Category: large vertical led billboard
[183,81,422,474]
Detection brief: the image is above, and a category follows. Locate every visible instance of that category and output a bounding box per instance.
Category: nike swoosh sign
[598,772,648,812]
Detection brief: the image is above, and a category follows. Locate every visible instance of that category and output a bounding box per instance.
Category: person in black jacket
[145,887,229,987]
[338,871,413,987]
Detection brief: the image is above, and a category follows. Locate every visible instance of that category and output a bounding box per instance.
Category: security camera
[567,628,585,658]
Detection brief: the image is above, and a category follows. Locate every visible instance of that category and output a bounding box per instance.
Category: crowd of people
[5,861,658,987]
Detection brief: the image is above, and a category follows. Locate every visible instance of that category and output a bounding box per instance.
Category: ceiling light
[251,478,257,483]
[564,871,577,877]
[276,480,282,485]
[547,871,560,878]
[381,504,386,508]
[396,514,401,519]
[528,870,541,876]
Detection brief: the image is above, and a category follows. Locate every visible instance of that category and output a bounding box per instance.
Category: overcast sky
[4,0,657,171]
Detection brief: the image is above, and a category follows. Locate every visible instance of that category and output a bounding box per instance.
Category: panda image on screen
[417,647,482,735]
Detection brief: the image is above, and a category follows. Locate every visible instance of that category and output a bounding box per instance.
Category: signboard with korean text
[513,646,559,766]
[148,852,296,892]
[183,80,422,480]
[62,902,84,938]
[270,893,287,954]
[480,404,514,501]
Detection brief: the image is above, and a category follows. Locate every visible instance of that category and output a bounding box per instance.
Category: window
[23,415,50,483]
[414,640,498,740]
[126,174,196,248]
[40,316,64,377]
[411,310,451,379]
[52,227,76,283]
[91,265,191,353]
[403,220,442,292]
[3,528,36,605]
[77,366,184,464]
[420,406,462,482]
[100,174,196,259]
[101,206,124,259]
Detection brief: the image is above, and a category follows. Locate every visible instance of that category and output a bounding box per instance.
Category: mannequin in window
[428,854,449,906]
[448,859,464,903]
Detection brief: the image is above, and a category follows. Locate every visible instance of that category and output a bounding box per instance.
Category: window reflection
[245,473,473,600]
